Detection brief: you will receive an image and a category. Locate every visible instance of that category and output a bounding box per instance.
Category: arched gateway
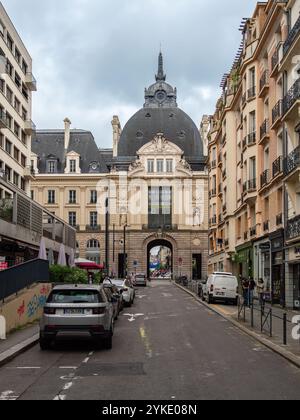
[147,239,173,280]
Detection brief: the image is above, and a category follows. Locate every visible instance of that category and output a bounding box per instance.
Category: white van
[202,273,238,305]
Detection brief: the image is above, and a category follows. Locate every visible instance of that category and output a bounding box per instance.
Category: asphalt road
[0,281,300,400]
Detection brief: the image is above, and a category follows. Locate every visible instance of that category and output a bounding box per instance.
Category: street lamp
[123,224,129,279]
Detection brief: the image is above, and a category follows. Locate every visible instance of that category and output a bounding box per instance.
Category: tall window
[147,159,154,173]
[47,160,56,173]
[69,212,76,227]
[157,159,164,173]
[166,159,173,173]
[148,187,172,229]
[48,190,55,204]
[69,190,76,204]
[90,212,98,227]
[70,160,76,173]
[90,190,97,204]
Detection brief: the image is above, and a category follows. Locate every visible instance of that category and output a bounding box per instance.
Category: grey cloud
[2,0,258,147]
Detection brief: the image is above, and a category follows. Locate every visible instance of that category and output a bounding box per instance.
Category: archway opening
[147,240,173,280]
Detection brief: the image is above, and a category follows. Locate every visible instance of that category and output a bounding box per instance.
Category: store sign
[0,262,8,271]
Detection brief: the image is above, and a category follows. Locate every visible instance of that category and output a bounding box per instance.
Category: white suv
[201,272,238,305]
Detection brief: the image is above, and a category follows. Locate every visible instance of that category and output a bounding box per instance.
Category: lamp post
[123,224,127,279]
[105,197,110,277]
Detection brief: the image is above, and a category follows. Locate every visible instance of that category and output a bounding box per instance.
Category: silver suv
[40,285,115,350]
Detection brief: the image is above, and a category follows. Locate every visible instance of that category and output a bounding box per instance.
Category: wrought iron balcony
[242,137,247,150]
[286,215,300,241]
[283,14,300,57]
[260,169,270,189]
[86,225,101,233]
[260,119,269,141]
[248,178,257,191]
[248,132,257,146]
[247,86,256,100]
[284,146,300,176]
[271,49,279,73]
[272,100,283,126]
[273,156,283,178]
[259,70,269,95]
[283,78,300,116]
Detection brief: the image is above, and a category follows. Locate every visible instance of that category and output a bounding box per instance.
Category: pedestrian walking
[249,278,256,305]
[242,278,250,306]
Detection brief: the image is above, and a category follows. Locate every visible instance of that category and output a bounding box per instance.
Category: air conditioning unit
[294,300,300,308]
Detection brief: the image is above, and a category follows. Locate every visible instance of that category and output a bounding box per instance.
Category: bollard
[251,300,254,328]
[283,313,287,345]
[270,309,273,338]
[0,315,6,340]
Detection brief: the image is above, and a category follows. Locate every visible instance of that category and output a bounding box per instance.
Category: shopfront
[286,245,300,310]
[233,244,254,281]
[253,238,271,301]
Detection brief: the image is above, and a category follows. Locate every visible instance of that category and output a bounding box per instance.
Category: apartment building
[207,0,300,308]
[0,2,36,198]
[280,0,300,309]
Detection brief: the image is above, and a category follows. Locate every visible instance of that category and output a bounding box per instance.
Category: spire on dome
[155,51,166,82]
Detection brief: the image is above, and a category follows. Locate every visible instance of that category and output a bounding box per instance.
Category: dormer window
[47,160,57,174]
[70,160,76,173]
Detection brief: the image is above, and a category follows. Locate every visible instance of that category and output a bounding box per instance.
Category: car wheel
[40,337,52,351]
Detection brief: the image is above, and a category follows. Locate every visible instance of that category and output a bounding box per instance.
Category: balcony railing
[283,78,300,116]
[284,146,300,176]
[242,137,248,150]
[272,100,283,125]
[25,72,37,91]
[286,215,300,241]
[248,178,257,191]
[273,156,283,178]
[86,225,101,233]
[248,132,257,146]
[260,169,270,188]
[283,14,300,57]
[276,213,283,226]
[247,86,256,100]
[260,119,269,141]
[259,70,269,93]
[271,49,279,72]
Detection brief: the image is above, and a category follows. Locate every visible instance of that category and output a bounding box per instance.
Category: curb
[0,334,39,367]
[174,282,300,370]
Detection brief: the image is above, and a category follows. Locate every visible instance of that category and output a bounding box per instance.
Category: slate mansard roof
[32,129,110,174]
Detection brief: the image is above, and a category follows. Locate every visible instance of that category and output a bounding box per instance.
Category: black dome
[118,107,203,159]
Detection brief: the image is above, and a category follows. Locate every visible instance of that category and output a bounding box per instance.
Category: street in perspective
[1,0,300,404]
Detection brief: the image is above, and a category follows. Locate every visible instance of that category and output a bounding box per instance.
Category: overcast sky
[2,0,258,148]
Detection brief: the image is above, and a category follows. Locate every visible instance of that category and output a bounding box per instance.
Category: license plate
[64,309,85,315]
[216,292,225,296]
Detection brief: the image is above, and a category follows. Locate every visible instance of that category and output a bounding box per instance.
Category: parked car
[135,273,147,287]
[40,285,115,350]
[105,279,135,307]
[103,282,124,318]
[201,272,238,305]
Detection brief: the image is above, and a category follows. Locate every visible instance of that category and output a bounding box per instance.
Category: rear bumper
[40,325,111,339]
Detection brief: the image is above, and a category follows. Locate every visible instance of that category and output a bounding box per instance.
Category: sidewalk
[175,282,300,368]
[0,323,39,366]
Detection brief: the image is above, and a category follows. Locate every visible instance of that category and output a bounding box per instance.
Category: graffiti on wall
[16,284,51,320]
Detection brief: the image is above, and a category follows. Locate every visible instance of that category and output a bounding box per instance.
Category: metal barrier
[238,296,295,345]
[0,259,49,302]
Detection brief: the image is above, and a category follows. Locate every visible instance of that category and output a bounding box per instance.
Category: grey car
[40,285,115,350]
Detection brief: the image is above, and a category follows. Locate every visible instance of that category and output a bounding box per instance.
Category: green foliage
[49,265,88,284]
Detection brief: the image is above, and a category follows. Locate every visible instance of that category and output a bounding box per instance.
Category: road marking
[139,326,153,359]
[0,390,18,401]
[123,313,144,322]
[54,395,66,400]
[83,357,90,364]
[7,367,41,370]
[62,382,73,391]
[59,367,77,370]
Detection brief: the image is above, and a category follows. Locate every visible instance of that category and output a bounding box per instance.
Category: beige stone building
[207,0,300,308]
[0,1,36,198]
[31,54,208,280]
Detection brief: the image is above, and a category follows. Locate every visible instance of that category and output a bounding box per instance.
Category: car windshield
[110,280,124,287]
[48,290,102,304]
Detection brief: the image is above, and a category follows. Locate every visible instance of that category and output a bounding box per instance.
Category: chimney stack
[64,117,71,150]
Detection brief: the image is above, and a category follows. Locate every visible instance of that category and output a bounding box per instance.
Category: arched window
[87,239,100,249]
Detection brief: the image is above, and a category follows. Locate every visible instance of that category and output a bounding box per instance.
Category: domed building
[31,53,208,280]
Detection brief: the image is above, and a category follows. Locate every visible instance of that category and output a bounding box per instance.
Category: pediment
[137,133,183,156]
